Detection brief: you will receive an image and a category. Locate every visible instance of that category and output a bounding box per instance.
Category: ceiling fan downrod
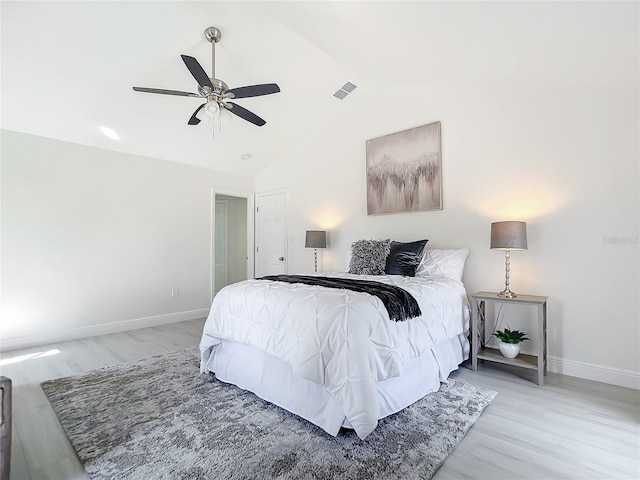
[203,27,221,82]
[199,27,228,100]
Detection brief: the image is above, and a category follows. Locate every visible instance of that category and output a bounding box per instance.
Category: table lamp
[491,221,527,298]
[305,230,327,273]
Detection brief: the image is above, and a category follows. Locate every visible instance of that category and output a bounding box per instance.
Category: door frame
[210,189,255,304]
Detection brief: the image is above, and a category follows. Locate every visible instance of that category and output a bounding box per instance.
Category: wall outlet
[171,288,180,298]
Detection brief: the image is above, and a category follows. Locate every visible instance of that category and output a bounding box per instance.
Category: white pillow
[415,249,469,281]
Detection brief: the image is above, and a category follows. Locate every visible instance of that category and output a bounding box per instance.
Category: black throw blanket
[257,275,422,322]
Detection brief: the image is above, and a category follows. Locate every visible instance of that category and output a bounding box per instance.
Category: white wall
[0,130,253,350]
[255,87,639,387]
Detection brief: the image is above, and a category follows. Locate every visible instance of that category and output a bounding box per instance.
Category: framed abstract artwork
[366,121,442,215]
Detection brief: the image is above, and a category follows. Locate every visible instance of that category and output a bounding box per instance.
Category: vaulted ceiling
[2,1,636,176]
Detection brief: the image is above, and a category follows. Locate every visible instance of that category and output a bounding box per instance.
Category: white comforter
[199,272,469,439]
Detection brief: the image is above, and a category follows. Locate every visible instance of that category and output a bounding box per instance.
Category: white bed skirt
[204,333,470,437]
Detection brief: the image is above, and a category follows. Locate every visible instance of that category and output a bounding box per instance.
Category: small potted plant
[493,327,529,358]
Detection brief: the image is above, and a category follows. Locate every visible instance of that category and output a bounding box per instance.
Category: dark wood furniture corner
[0,376,11,480]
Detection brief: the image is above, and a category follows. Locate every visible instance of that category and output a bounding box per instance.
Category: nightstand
[470,291,548,385]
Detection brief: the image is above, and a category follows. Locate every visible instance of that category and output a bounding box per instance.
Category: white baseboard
[548,355,640,390]
[0,308,210,352]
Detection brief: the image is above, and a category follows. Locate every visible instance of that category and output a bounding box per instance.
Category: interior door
[255,190,287,276]
[214,200,229,293]
[211,190,254,303]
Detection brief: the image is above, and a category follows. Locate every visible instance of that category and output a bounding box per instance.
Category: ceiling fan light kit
[132,26,280,135]
[204,101,220,117]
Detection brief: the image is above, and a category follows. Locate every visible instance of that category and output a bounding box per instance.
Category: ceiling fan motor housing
[198,78,228,98]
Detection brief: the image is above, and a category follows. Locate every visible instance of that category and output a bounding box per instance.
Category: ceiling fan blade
[188,104,206,125]
[226,102,266,126]
[181,55,214,90]
[226,83,280,99]
[133,87,201,97]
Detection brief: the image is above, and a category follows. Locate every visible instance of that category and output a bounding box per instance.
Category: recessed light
[99,126,120,140]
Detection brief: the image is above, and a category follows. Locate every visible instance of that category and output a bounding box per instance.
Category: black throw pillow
[385,240,429,276]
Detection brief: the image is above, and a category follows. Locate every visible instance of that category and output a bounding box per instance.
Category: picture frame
[366,121,442,215]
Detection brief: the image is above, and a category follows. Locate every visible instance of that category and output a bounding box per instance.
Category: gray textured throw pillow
[349,239,391,275]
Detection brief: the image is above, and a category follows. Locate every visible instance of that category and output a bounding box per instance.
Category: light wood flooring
[1,319,638,480]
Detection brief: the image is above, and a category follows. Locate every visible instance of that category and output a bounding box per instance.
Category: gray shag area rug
[42,348,496,480]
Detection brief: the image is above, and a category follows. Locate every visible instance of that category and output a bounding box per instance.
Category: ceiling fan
[132,26,280,129]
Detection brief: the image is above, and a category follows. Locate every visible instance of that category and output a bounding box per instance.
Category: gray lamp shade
[305,230,327,249]
[490,221,527,250]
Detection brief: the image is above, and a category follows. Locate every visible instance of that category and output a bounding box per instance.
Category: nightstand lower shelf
[477,347,539,370]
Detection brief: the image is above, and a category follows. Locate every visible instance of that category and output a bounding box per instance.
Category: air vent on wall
[333,81,357,100]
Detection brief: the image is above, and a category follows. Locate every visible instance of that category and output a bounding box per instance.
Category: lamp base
[497,289,517,298]
[498,250,517,298]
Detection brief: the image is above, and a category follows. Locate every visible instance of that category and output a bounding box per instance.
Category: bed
[200,240,470,440]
